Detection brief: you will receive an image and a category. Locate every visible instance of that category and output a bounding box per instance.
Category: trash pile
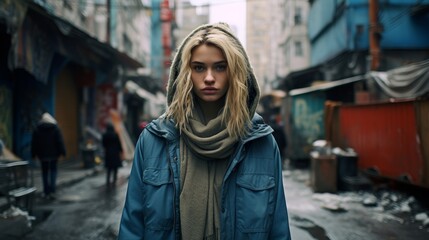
[312,189,429,228]
[0,205,35,228]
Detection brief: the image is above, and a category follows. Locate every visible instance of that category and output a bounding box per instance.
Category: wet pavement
[1,158,429,239]
[284,168,429,240]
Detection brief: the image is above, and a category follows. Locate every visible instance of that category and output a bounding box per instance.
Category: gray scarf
[180,107,237,240]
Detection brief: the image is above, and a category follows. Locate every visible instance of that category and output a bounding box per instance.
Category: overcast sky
[189,0,246,46]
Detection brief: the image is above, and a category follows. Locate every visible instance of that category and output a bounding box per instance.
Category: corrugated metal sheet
[338,101,425,186]
[415,100,429,187]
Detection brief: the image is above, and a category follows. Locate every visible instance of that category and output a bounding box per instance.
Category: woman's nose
[204,69,215,83]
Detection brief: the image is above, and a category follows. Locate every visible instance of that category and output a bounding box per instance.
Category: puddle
[32,209,52,226]
[291,215,330,240]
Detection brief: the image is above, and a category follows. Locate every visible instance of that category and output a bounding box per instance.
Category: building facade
[246,0,272,94]
[0,0,148,162]
[275,0,310,84]
[173,0,209,49]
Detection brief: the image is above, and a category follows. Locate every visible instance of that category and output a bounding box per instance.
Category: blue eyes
[192,64,227,73]
[193,65,205,72]
[216,65,227,71]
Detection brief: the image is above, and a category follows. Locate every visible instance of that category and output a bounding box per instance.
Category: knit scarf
[180,107,237,240]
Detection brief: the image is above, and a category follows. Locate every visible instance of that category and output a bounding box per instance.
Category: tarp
[369,59,429,99]
[125,80,165,105]
[289,75,366,96]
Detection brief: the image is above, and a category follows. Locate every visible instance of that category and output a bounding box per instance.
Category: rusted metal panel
[338,100,425,187]
[415,100,429,187]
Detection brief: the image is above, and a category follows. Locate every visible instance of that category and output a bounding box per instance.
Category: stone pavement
[0,159,104,240]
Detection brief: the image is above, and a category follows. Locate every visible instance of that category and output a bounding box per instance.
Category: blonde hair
[166,26,251,139]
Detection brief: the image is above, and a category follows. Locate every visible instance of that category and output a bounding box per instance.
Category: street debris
[312,193,348,212]
[362,194,378,207]
[415,213,429,227]
[310,188,429,229]
[373,212,404,224]
[0,205,35,227]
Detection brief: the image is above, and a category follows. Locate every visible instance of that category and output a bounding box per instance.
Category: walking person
[102,122,123,187]
[269,115,288,169]
[119,22,291,239]
[31,112,66,200]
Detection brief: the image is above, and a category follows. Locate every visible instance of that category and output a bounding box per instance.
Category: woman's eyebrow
[190,61,226,65]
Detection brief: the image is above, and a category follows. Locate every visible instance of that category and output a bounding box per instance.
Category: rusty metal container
[310,154,337,193]
[336,100,427,187]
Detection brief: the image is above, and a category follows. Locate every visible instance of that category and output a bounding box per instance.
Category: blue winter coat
[118,114,291,239]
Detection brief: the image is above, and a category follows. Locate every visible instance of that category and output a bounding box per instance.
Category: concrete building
[0,0,146,162]
[41,0,151,69]
[174,0,209,49]
[246,0,310,94]
[246,0,271,94]
[274,0,310,86]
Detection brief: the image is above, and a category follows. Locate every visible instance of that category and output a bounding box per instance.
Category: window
[123,34,132,53]
[294,41,303,56]
[294,6,302,25]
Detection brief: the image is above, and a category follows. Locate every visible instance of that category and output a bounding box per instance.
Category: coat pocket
[236,174,275,233]
[142,168,174,231]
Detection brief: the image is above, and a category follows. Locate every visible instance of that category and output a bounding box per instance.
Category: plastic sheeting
[369,59,429,99]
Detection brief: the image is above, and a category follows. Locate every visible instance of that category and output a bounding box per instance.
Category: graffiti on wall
[293,98,324,145]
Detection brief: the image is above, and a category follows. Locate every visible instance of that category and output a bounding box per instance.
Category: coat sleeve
[118,135,146,239]
[269,136,292,240]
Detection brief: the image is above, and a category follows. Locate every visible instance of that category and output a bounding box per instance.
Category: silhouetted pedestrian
[31,112,66,200]
[269,116,288,163]
[102,122,123,187]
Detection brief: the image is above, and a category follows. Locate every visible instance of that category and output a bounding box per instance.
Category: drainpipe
[106,0,111,44]
[369,0,381,70]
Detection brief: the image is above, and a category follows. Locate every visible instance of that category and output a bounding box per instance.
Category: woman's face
[190,44,229,104]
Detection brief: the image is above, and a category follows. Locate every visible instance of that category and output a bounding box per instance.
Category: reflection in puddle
[291,215,330,240]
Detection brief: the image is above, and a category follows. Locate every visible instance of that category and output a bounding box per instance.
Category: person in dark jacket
[31,112,66,199]
[102,122,123,187]
[269,116,288,165]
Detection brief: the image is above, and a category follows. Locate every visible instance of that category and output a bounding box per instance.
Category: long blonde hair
[166,25,253,139]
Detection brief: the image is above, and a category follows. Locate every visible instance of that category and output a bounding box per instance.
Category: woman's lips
[201,87,218,94]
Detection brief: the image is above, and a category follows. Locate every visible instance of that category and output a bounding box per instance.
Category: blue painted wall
[151,0,163,82]
[309,0,429,66]
[289,91,326,160]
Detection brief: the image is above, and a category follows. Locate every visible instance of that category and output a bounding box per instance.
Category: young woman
[119,22,291,240]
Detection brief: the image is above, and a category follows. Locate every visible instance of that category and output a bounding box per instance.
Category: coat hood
[39,112,57,125]
[167,22,260,118]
